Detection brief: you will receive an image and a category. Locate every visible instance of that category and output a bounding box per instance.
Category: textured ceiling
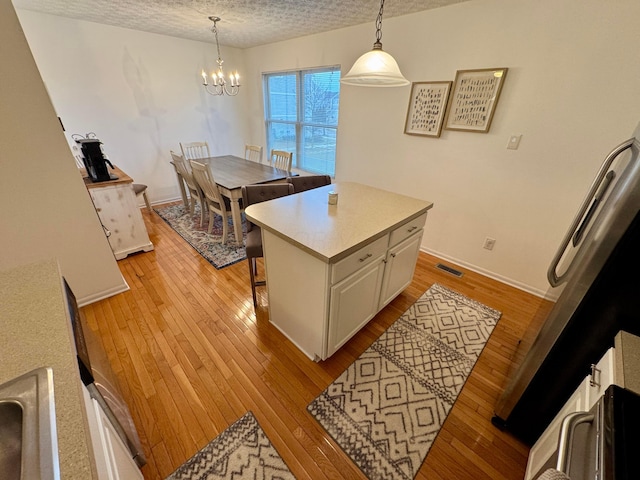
[13,0,469,49]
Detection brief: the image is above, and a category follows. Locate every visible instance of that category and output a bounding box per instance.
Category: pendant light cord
[374,0,385,49]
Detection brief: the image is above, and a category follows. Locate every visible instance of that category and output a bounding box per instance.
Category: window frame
[263,65,340,176]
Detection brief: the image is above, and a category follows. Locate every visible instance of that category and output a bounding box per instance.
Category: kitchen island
[245,182,433,360]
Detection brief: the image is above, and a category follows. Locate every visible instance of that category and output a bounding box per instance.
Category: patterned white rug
[165,412,294,480]
[308,283,501,479]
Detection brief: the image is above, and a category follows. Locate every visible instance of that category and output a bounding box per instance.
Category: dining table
[172,154,294,244]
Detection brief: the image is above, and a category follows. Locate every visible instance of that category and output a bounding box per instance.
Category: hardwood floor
[81,207,548,479]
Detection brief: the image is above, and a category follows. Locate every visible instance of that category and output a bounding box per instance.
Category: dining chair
[287,174,332,193]
[241,183,294,307]
[180,141,211,161]
[132,184,152,212]
[170,151,207,227]
[244,144,263,163]
[191,160,240,243]
[269,149,293,171]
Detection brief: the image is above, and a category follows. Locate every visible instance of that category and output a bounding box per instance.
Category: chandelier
[201,16,240,96]
[340,0,409,87]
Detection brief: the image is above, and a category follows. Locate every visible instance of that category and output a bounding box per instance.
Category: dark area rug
[308,283,501,479]
[154,203,246,269]
[165,411,294,480]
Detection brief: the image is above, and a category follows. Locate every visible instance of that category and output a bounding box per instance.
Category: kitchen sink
[0,367,59,479]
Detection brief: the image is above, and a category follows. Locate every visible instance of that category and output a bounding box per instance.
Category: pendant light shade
[341,45,409,87]
[341,0,409,87]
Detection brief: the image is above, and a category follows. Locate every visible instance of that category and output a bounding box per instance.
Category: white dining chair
[269,149,293,171]
[180,141,211,161]
[190,160,240,243]
[170,151,207,227]
[244,144,263,163]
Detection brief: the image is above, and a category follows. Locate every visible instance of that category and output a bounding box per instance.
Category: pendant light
[341,0,409,87]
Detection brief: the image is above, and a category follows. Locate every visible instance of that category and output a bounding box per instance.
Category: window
[263,66,340,177]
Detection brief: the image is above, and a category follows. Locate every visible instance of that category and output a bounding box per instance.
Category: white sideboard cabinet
[83,167,153,260]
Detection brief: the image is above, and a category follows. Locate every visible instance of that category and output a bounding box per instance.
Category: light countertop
[245,182,434,263]
[615,330,640,395]
[0,260,95,479]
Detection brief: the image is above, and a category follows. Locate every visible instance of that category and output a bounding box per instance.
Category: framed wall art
[404,81,452,138]
[444,67,508,133]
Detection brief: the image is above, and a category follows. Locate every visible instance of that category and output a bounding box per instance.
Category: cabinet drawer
[331,234,389,285]
[389,212,427,247]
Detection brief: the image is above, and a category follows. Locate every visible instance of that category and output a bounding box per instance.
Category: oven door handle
[556,410,595,474]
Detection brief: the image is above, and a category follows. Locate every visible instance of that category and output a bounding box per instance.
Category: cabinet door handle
[589,363,600,387]
[407,226,418,233]
[390,253,397,258]
[359,253,373,262]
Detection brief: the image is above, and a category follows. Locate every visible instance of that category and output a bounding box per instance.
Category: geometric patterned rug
[165,411,295,480]
[154,203,247,269]
[307,283,501,479]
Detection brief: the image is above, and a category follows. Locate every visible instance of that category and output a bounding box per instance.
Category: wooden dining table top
[198,155,293,190]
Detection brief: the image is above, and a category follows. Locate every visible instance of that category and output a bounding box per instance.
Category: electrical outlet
[483,237,496,250]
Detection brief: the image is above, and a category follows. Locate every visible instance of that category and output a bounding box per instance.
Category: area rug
[307,283,501,479]
[154,203,246,269]
[165,411,294,480]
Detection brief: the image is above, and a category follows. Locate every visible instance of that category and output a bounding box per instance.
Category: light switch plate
[507,134,522,150]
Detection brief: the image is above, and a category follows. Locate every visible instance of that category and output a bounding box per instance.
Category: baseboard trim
[77,280,130,307]
[420,247,548,299]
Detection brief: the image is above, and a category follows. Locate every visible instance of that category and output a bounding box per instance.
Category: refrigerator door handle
[548,137,636,287]
[556,410,595,474]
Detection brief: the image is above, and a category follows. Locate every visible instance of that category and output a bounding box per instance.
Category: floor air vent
[435,263,464,277]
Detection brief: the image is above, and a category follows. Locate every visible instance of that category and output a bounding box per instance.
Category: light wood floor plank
[80,206,535,479]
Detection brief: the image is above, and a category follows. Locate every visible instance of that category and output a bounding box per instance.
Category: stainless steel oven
[537,385,640,479]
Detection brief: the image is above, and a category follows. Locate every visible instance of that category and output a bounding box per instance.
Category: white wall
[0,0,127,305]
[16,9,250,204]
[15,0,640,296]
[243,0,640,295]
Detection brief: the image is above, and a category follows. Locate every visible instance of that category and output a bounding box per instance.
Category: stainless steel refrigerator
[492,122,640,444]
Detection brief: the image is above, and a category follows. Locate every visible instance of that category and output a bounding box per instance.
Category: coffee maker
[76,138,117,182]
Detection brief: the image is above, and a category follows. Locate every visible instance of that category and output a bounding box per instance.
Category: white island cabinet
[245,182,433,361]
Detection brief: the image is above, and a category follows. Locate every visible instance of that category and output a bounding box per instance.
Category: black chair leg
[248,257,257,307]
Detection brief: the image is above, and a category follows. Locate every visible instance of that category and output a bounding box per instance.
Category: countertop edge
[248,205,432,263]
[245,182,433,263]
